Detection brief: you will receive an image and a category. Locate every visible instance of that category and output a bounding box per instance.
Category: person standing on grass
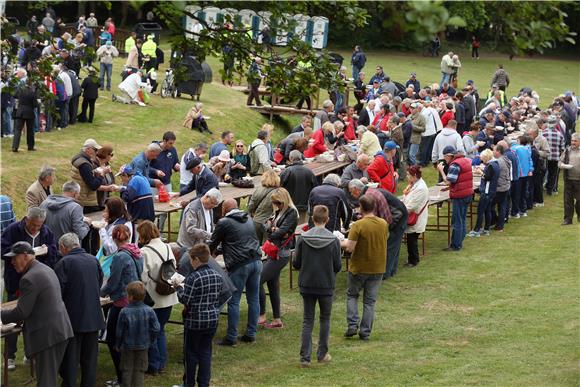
[210,199,263,346]
[341,194,388,341]
[437,146,473,251]
[467,149,500,238]
[471,36,480,59]
[96,40,119,91]
[543,115,565,196]
[490,64,510,92]
[490,143,512,232]
[78,68,99,123]
[176,243,223,387]
[293,205,341,368]
[559,133,580,225]
[55,233,105,387]
[246,56,263,107]
[116,281,160,387]
[529,120,550,207]
[401,166,429,268]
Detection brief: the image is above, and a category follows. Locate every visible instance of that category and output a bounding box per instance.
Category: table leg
[447,200,451,246]
[167,212,172,241]
[3,338,8,387]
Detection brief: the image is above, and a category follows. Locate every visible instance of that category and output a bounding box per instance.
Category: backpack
[248,142,267,175]
[143,244,176,296]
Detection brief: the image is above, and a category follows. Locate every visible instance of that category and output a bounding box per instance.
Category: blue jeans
[227,260,262,341]
[33,107,40,132]
[1,106,13,135]
[385,218,408,278]
[184,328,216,387]
[335,92,344,113]
[148,306,172,372]
[440,72,450,86]
[352,66,360,80]
[346,273,382,338]
[492,191,509,230]
[56,99,69,128]
[408,143,420,166]
[100,62,113,89]
[451,196,472,250]
[474,193,495,232]
[519,176,530,213]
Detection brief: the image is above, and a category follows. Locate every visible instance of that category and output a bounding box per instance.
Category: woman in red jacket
[343,106,357,141]
[367,141,399,193]
[303,122,333,158]
[372,104,393,133]
[440,102,455,128]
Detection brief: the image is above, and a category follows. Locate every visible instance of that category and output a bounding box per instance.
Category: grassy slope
[2,48,579,386]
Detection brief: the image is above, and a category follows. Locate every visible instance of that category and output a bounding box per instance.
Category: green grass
[2,48,579,386]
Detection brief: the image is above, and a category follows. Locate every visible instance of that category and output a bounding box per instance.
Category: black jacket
[362,186,408,230]
[13,85,39,120]
[180,166,219,199]
[209,210,261,273]
[358,108,371,127]
[293,226,341,296]
[53,247,106,333]
[266,207,298,250]
[308,183,351,232]
[81,75,100,99]
[280,162,318,211]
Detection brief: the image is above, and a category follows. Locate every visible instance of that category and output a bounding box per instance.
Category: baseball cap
[410,102,421,109]
[384,141,398,150]
[442,146,457,156]
[186,156,202,170]
[116,164,135,176]
[5,241,35,257]
[372,79,379,84]
[83,138,102,150]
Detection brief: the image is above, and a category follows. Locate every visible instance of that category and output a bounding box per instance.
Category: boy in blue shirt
[116,281,160,387]
[176,243,223,387]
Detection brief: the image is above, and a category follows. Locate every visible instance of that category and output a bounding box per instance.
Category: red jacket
[344,118,356,141]
[367,153,397,194]
[303,129,327,158]
[372,111,392,132]
[449,155,474,199]
[441,110,455,128]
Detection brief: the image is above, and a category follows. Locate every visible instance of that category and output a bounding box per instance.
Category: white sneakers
[7,358,15,370]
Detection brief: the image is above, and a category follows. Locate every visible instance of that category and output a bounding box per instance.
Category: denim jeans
[519,176,530,212]
[510,179,522,216]
[33,107,40,132]
[385,218,407,278]
[300,294,333,363]
[335,92,344,113]
[491,190,509,230]
[346,273,383,338]
[100,62,113,89]
[408,143,420,166]
[474,193,495,232]
[1,106,13,136]
[57,99,69,128]
[184,328,216,387]
[451,196,472,250]
[440,72,450,86]
[419,134,436,166]
[227,260,262,341]
[352,66,361,80]
[148,306,172,372]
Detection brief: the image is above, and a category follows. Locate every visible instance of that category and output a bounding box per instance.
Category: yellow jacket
[141,36,157,58]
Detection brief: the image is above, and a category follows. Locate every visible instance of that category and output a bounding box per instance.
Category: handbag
[407,201,428,226]
[261,234,294,260]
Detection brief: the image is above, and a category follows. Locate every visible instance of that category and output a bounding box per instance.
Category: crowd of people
[1,13,579,387]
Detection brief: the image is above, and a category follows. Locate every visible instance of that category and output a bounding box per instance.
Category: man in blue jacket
[54,233,105,387]
[129,143,164,188]
[350,45,366,80]
[118,165,155,222]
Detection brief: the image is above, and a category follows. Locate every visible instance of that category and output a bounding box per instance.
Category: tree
[153,1,369,102]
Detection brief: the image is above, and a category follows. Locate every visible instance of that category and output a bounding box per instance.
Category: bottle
[158,185,169,203]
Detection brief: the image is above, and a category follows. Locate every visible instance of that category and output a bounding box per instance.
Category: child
[292,205,342,368]
[116,281,160,387]
[176,243,223,387]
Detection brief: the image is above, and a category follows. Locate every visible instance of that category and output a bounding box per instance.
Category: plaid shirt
[0,195,15,234]
[446,163,461,183]
[542,128,565,161]
[177,264,223,330]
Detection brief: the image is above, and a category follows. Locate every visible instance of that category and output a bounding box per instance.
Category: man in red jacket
[437,145,473,251]
[367,141,398,194]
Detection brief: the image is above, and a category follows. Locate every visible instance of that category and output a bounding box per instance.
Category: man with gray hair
[340,154,371,207]
[54,233,104,387]
[307,173,351,231]
[40,181,90,242]
[528,119,550,206]
[177,188,223,249]
[25,165,56,209]
[313,99,334,130]
[543,115,565,195]
[280,150,318,223]
[129,142,165,188]
[1,207,58,370]
[560,133,580,225]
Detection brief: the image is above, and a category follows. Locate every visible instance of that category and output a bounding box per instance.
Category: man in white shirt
[419,102,443,166]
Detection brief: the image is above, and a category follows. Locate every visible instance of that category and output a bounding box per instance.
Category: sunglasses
[272,201,282,206]
[236,145,244,148]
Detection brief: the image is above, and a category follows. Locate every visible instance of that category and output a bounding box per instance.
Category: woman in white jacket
[137,220,179,375]
[402,166,429,267]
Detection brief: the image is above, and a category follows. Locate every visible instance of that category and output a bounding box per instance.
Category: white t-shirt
[203,207,212,234]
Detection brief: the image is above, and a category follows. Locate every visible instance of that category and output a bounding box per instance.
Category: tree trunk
[120,1,128,28]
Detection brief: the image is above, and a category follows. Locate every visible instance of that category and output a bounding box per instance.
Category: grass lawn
[1,47,579,386]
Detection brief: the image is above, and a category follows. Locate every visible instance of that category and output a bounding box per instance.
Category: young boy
[116,281,160,387]
[176,243,223,387]
[293,205,342,368]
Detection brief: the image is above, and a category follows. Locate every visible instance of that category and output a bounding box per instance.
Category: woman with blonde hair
[183,102,211,134]
[247,169,280,243]
[137,220,179,375]
[258,187,298,328]
[230,140,250,180]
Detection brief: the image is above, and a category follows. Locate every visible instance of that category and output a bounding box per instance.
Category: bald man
[209,199,262,346]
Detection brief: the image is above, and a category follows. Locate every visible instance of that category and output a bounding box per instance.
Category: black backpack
[143,245,176,296]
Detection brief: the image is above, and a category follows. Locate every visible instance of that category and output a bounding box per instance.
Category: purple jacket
[1,218,58,294]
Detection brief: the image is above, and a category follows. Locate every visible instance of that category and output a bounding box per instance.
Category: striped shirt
[177,264,223,330]
[543,128,565,161]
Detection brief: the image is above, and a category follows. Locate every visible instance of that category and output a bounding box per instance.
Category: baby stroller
[160,68,177,98]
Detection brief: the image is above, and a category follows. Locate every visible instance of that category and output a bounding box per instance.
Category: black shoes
[344,328,358,338]
[561,220,572,226]
[239,334,256,343]
[442,247,460,252]
[217,337,237,347]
